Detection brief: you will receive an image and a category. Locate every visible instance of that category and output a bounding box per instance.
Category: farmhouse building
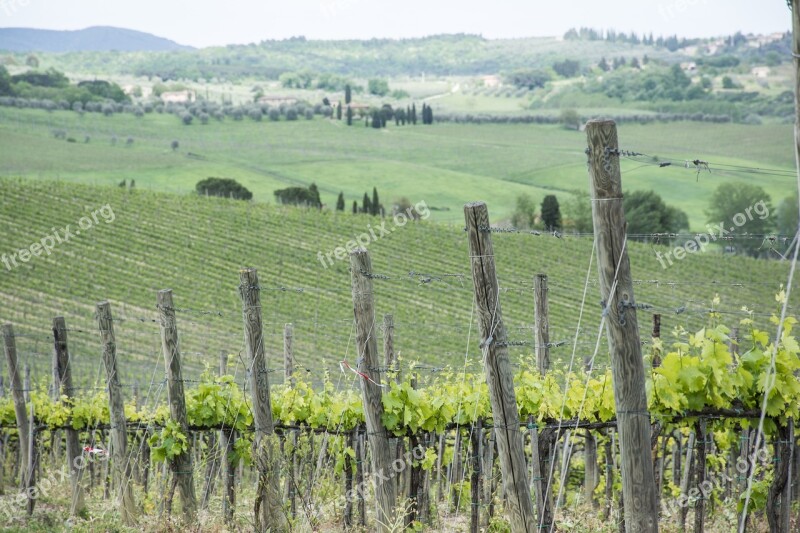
[160,90,195,104]
[257,95,298,106]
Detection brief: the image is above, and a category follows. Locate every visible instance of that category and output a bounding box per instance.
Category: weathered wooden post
[95,302,137,525]
[383,314,395,371]
[284,323,294,385]
[679,431,695,531]
[693,419,707,533]
[52,317,86,516]
[238,268,288,531]
[156,290,198,522]
[283,323,298,519]
[3,325,30,494]
[533,274,549,375]
[470,421,483,533]
[344,430,355,528]
[651,314,661,368]
[584,430,599,508]
[780,419,793,533]
[219,352,236,525]
[464,202,537,532]
[26,400,36,515]
[349,249,397,530]
[586,120,659,532]
[531,272,556,527]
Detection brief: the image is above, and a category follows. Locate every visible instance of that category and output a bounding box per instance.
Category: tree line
[515,183,793,258]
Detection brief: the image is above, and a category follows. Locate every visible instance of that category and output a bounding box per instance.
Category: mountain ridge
[0,26,193,52]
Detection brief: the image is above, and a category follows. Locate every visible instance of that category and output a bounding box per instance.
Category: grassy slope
[0,179,795,388]
[0,107,794,230]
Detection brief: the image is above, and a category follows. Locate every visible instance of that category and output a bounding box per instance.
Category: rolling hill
[0,107,794,230]
[0,26,193,52]
[0,179,795,392]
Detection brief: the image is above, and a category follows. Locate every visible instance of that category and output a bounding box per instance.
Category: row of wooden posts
[1,120,796,532]
[0,120,678,532]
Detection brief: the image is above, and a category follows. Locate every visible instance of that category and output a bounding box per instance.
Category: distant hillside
[0,26,193,52]
[23,32,682,79]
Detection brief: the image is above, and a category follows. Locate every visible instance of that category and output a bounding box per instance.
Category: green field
[0,107,795,229]
[0,179,795,389]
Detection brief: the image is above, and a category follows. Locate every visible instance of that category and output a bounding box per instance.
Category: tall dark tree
[363,193,371,214]
[598,57,610,72]
[336,192,345,211]
[345,84,352,104]
[411,103,417,125]
[540,195,562,230]
[372,111,382,129]
[623,190,688,237]
[352,200,358,214]
[346,105,353,126]
[309,183,321,207]
[336,101,342,120]
[372,187,380,216]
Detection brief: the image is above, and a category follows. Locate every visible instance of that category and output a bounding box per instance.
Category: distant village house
[257,95,298,106]
[480,75,502,88]
[160,90,196,104]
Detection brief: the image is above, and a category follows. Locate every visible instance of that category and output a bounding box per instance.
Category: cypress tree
[352,200,358,214]
[541,195,562,230]
[363,193,371,214]
[336,192,345,211]
[309,183,321,208]
[346,105,353,126]
[372,187,380,216]
[336,101,342,120]
[411,103,417,125]
[345,84,352,104]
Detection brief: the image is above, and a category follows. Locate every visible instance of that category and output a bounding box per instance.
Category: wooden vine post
[238,268,288,531]
[219,352,236,525]
[586,119,659,532]
[95,302,137,525]
[531,272,555,527]
[156,290,198,521]
[283,323,298,519]
[349,249,397,530]
[533,274,549,375]
[383,314,395,370]
[464,202,537,532]
[52,317,86,516]
[2,323,35,513]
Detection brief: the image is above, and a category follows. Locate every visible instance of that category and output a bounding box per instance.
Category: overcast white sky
[0,0,791,48]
